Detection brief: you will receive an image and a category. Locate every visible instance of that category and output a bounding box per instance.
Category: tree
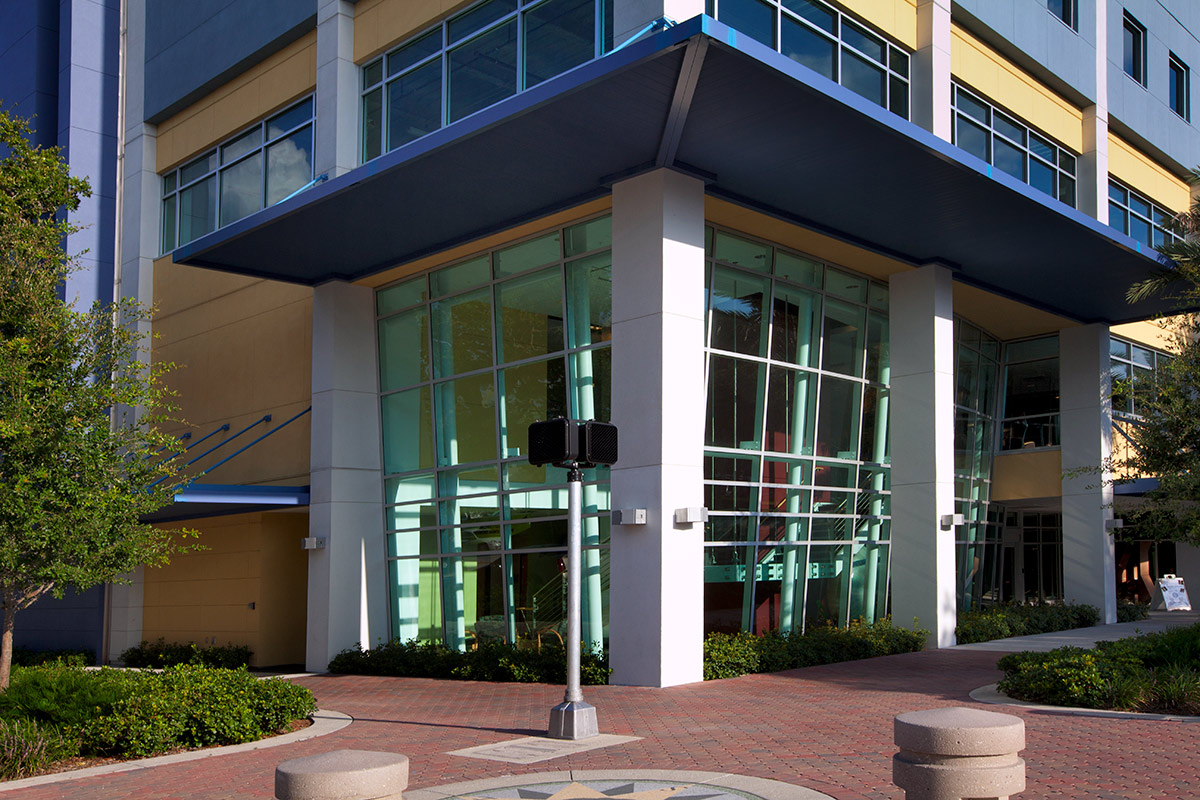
[0,110,193,688]
[1112,172,1200,545]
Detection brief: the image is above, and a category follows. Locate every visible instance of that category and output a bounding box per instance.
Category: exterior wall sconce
[940,513,964,531]
[301,537,326,550]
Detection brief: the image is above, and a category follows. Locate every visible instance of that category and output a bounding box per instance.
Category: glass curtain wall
[702,228,891,634]
[361,0,614,162]
[707,0,911,118]
[377,215,613,651]
[953,321,1002,612]
[1000,336,1060,450]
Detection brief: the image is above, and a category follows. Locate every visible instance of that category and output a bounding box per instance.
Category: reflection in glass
[495,268,564,363]
[710,267,770,356]
[382,387,434,473]
[436,373,498,466]
[707,355,765,449]
[804,545,849,627]
[390,558,442,641]
[765,366,816,455]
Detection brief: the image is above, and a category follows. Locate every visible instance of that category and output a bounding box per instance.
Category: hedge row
[120,638,252,669]
[328,639,611,685]
[998,622,1200,714]
[0,665,315,777]
[703,617,927,680]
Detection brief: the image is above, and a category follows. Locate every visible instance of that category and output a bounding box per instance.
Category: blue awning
[173,15,1175,325]
[143,483,310,523]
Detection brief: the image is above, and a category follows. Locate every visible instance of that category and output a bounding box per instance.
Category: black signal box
[528,418,618,467]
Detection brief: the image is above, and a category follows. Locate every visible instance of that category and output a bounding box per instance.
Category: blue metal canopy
[142,484,310,523]
[173,15,1174,325]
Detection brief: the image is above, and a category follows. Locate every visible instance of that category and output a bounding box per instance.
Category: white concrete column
[608,169,706,687]
[307,281,388,671]
[912,0,952,141]
[315,0,358,178]
[105,567,144,664]
[1060,325,1117,623]
[1079,5,1109,222]
[888,265,957,648]
[613,0,704,48]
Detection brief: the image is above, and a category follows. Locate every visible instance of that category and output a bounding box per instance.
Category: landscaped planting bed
[0,665,315,779]
[998,621,1200,715]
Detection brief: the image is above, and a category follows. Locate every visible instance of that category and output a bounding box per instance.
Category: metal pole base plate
[548,700,599,740]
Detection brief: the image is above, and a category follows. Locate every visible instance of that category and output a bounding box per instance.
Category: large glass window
[710,0,911,118]
[952,84,1077,207]
[160,98,314,252]
[1000,335,1059,450]
[378,215,612,651]
[361,0,613,162]
[703,227,891,635]
[953,321,1002,613]
[1108,179,1181,249]
[1110,335,1171,417]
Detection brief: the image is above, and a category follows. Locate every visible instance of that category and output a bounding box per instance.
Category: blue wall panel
[144,0,316,123]
[0,0,60,146]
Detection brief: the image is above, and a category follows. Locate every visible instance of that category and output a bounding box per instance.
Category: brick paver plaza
[2,642,1197,799]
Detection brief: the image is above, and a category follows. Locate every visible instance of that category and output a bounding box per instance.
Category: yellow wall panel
[143,513,309,666]
[1111,320,1177,352]
[951,24,1082,151]
[153,260,312,485]
[354,0,469,62]
[156,32,317,172]
[838,0,917,49]
[1108,134,1189,212]
[992,450,1063,501]
[256,512,309,666]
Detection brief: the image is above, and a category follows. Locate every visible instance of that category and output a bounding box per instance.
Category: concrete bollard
[893,707,1025,800]
[275,749,410,800]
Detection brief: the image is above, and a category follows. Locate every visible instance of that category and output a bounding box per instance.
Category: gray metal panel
[954,0,1097,104]
[1108,0,1200,178]
[144,0,316,123]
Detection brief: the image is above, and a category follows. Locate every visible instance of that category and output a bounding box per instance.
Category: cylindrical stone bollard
[893,707,1025,800]
[275,749,409,800]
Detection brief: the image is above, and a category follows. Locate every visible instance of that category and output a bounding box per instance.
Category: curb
[969,683,1200,722]
[0,709,352,791]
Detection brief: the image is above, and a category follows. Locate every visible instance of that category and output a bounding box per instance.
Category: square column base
[548,701,598,740]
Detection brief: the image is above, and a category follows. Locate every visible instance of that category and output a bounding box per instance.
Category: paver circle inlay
[447,779,766,799]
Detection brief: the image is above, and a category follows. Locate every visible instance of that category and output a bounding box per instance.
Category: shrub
[703,617,926,680]
[0,667,128,729]
[702,633,761,680]
[955,602,1100,645]
[0,719,79,780]
[328,638,611,685]
[120,638,251,669]
[998,622,1200,715]
[1117,601,1151,623]
[0,666,315,762]
[11,647,95,668]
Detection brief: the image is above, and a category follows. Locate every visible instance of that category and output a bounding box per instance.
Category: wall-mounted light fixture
[939,513,964,531]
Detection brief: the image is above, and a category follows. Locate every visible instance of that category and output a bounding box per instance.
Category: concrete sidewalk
[952,609,1200,652]
[1,617,1197,799]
